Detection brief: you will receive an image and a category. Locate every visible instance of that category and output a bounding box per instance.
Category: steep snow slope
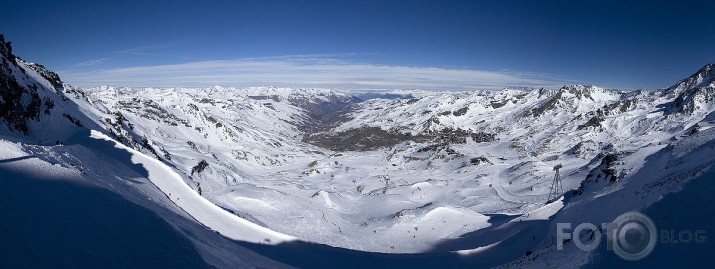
[0,37,293,268]
[0,141,212,269]
[85,129,295,244]
[497,115,715,268]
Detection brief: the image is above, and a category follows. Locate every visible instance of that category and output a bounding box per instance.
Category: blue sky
[3,0,715,90]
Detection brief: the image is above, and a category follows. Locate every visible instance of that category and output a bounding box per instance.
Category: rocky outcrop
[18,59,64,92]
[573,152,624,196]
[1,35,42,134]
[664,64,715,115]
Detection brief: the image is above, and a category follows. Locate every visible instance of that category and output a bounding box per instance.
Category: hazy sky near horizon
[3,0,715,90]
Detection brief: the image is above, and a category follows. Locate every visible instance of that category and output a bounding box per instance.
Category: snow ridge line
[88,130,296,244]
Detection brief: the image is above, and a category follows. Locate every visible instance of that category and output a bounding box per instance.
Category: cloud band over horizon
[60,58,581,90]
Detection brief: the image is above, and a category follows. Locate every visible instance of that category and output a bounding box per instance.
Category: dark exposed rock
[603,99,637,115]
[43,97,54,114]
[526,86,612,117]
[417,142,449,153]
[528,91,562,117]
[431,127,470,144]
[389,202,433,219]
[247,95,280,102]
[0,41,43,134]
[140,136,160,159]
[191,160,209,176]
[670,63,715,91]
[18,59,64,92]
[573,153,621,196]
[117,98,190,127]
[618,99,636,113]
[471,132,496,143]
[689,126,700,135]
[452,107,469,116]
[565,86,594,101]
[63,113,83,127]
[660,64,715,115]
[416,143,463,161]
[0,80,41,134]
[673,86,715,114]
[578,116,604,130]
[421,116,440,130]
[490,99,509,109]
[470,156,491,165]
[0,34,16,64]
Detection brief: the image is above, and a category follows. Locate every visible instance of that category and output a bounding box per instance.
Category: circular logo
[610,211,657,261]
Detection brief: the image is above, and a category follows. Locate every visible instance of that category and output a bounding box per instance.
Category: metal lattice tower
[547,164,563,203]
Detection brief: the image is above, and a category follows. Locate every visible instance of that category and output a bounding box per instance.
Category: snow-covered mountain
[2,34,714,268]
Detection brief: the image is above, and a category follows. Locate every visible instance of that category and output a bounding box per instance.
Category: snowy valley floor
[0,130,565,268]
[3,131,713,268]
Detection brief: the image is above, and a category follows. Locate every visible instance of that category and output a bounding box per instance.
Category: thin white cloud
[60,58,579,90]
[115,44,175,54]
[114,51,212,61]
[71,57,112,67]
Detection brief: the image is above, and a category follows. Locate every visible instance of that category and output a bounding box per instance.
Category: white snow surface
[3,54,715,267]
[47,80,713,253]
[87,129,295,244]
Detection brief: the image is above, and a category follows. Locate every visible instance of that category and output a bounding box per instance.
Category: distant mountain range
[2,34,713,268]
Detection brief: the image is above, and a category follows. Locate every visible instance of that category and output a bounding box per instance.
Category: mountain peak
[688,63,715,82]
[560,84,597,89]
[0,34,16,63]
[698,63,715,72]
[671,63,715,91]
